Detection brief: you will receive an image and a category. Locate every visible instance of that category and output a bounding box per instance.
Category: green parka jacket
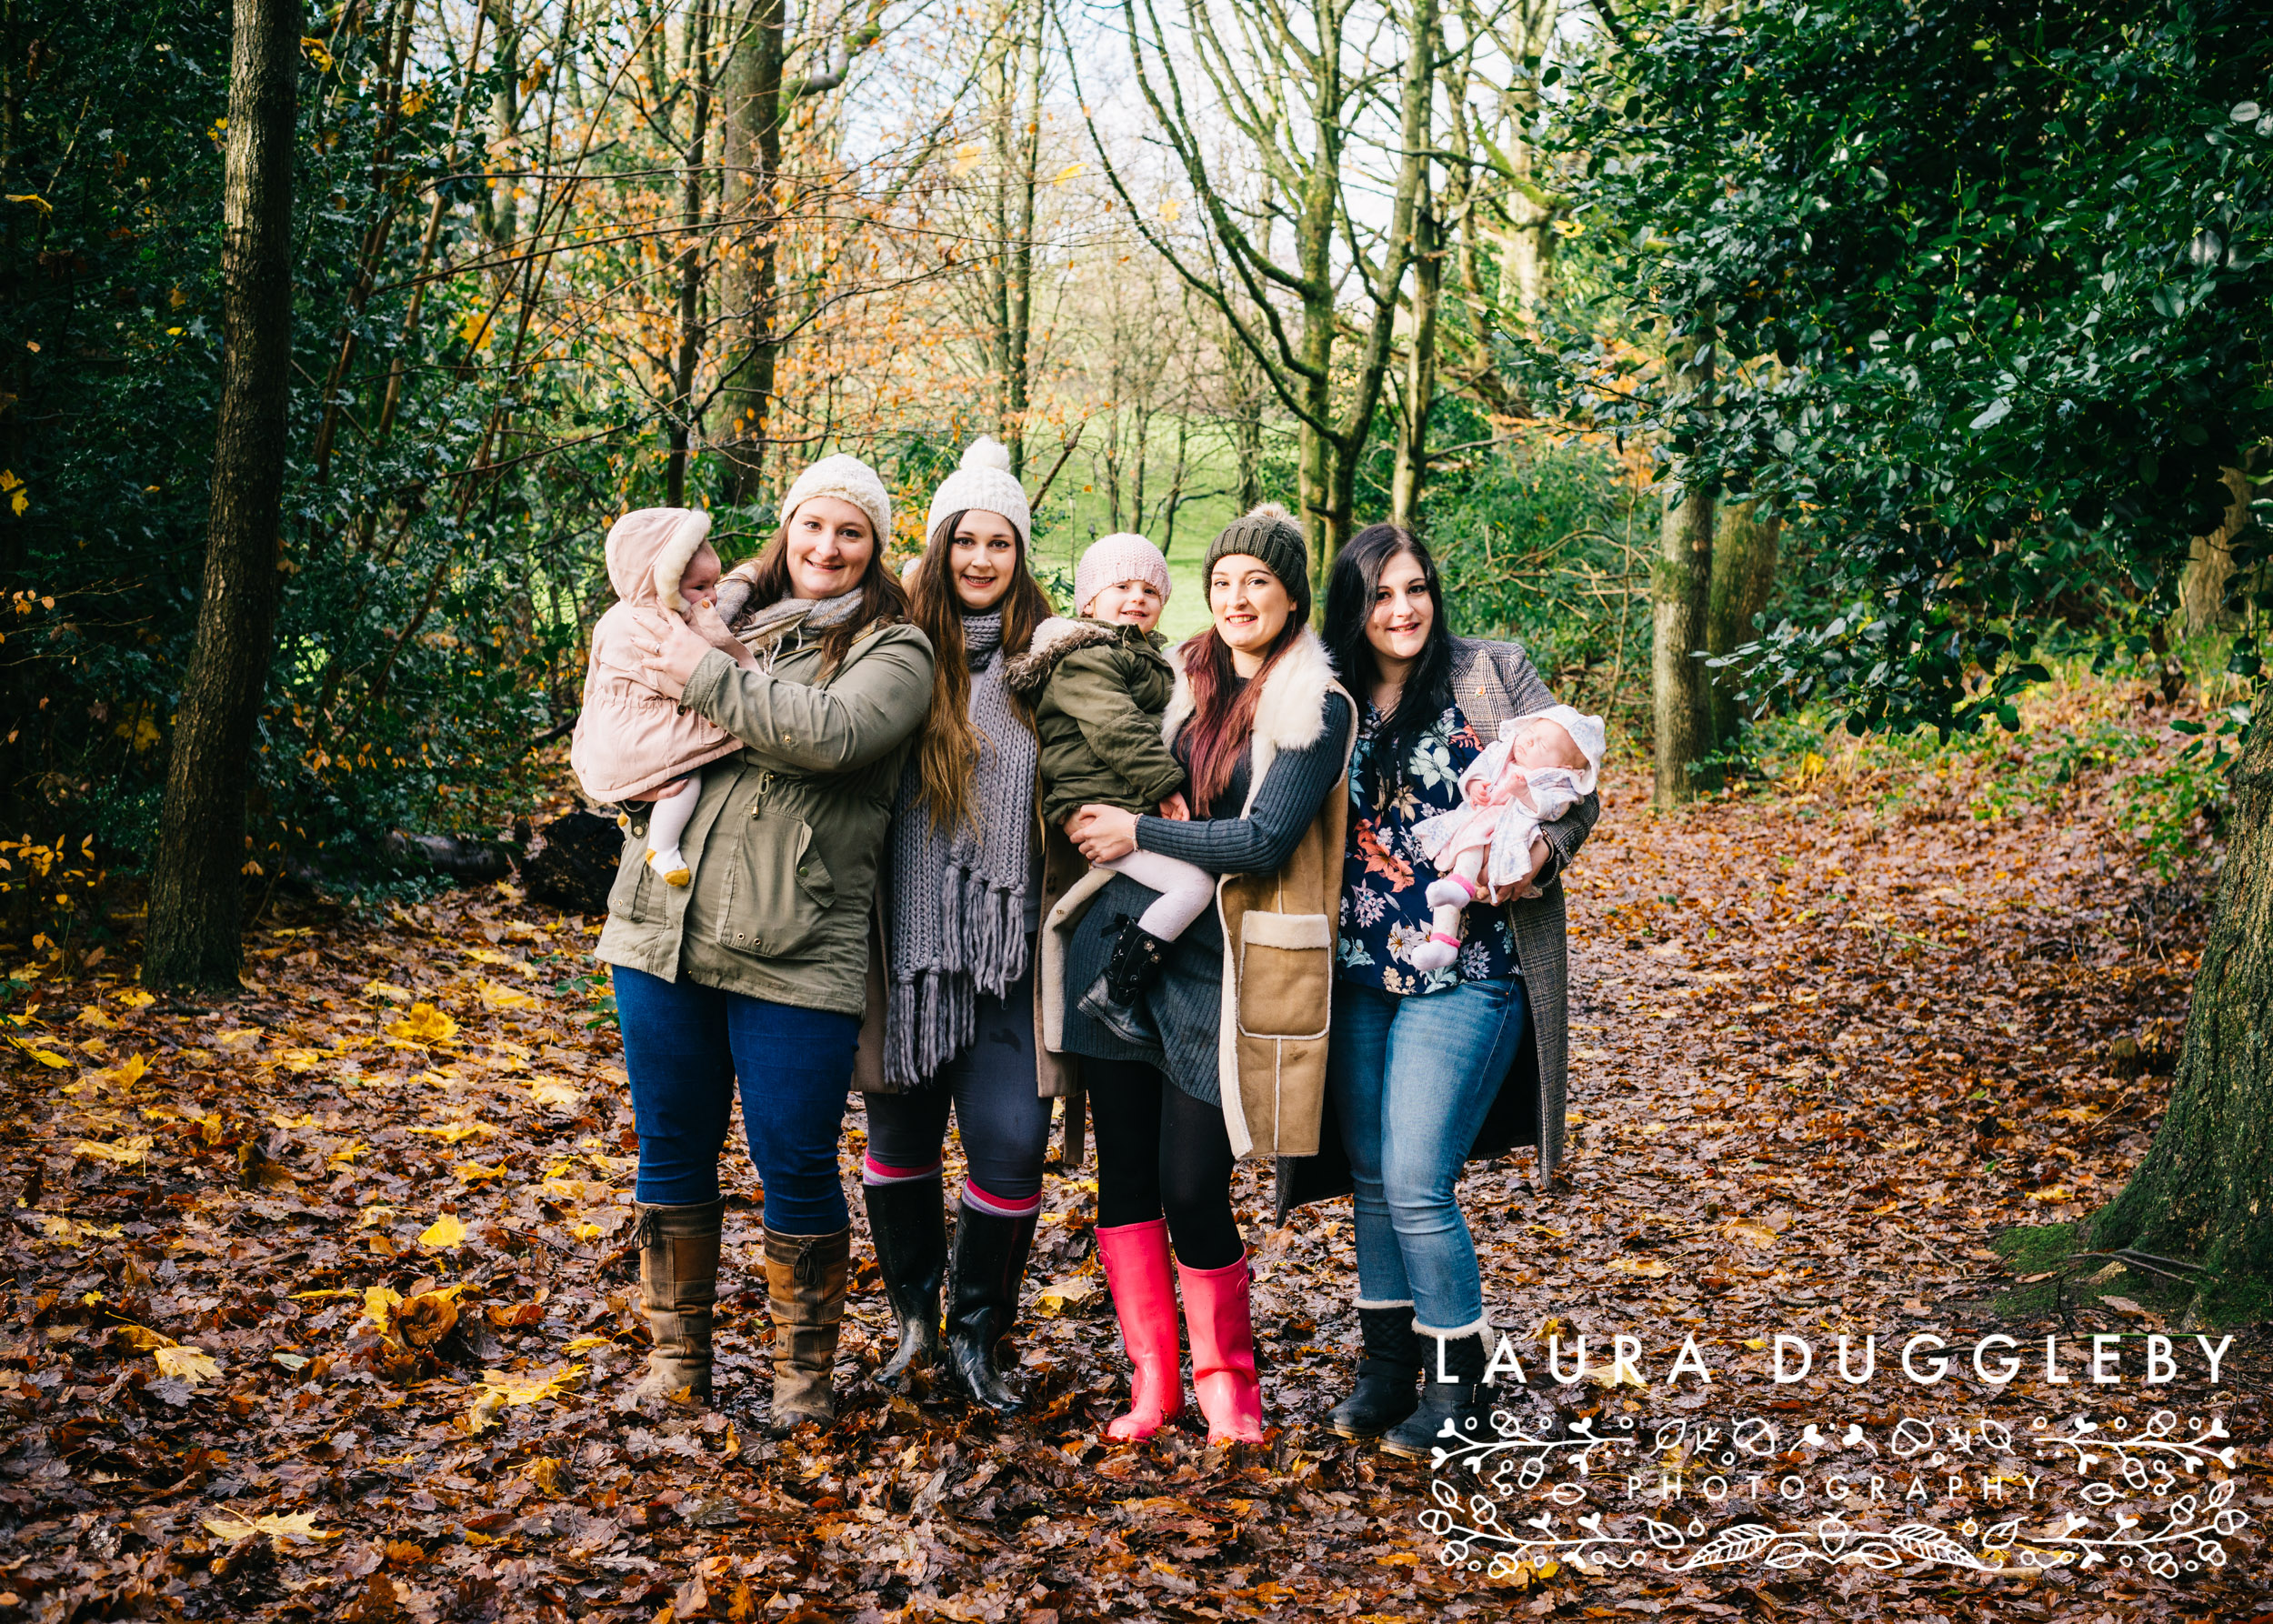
[593,618,936,1016]
[1004,616,1185,827]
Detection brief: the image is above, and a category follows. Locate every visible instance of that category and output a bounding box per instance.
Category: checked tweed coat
[1276,636,1600,1217]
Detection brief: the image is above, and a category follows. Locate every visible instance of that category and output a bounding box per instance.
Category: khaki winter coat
[593,622,935,1016]
[1003,617,1185,827]
[1039,628,1357,1160]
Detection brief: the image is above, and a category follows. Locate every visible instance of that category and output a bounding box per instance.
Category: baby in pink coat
[1407,704,1605,971]
[569,508,756,887]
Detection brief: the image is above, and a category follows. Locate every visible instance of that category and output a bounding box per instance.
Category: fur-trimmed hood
[605,507,714,614]
[1005,616,1150,699]
[1161,627,1343,815]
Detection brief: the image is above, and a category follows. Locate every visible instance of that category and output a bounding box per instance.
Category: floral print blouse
[1337,698,1522,995]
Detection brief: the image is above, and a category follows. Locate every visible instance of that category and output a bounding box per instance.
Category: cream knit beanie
[924,436,1031,546]
[779,453,892,543]
[1076,533,1172,617]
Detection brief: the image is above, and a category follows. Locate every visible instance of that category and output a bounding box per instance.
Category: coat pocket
[1235,910,1332,1041]
[712,811,836,958]
[606,822,658,923]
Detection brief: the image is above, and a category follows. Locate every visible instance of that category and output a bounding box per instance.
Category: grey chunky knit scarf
[884,611,1037,1086]
[726,584,868,667]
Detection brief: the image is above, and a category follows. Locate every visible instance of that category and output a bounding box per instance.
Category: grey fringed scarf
[884,611,1037,1087]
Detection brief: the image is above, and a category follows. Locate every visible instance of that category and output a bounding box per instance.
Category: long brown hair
[1175,615,1306,817]
[907,508,1053,832]
[735,510,909,672]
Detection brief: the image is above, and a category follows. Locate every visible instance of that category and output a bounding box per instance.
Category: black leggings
[1085,1058,1242,1269]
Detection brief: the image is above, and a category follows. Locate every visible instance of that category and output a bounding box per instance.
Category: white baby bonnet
[1513,704,1607,797]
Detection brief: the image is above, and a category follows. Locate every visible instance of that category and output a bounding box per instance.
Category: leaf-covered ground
[5,681,2268,1623]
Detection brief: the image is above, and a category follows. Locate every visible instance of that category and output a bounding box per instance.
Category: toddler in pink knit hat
[1004,533,1214,1042]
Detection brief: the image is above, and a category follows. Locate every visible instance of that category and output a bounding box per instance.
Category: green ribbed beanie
[1200,503,1311,624]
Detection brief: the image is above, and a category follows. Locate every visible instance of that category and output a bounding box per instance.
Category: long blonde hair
[906,509,1052,831]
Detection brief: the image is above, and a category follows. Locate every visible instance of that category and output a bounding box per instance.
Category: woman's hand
[1487,837,1553,904]
[642,609,723,701]
[1067,804,1141,863]
[1157,791,1191,821]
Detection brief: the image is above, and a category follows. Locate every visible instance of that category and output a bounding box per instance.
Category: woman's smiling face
[784,496,875,599]
[1366,548,1433,667]
[946,511,1020,613]
[1208,554,1292,657]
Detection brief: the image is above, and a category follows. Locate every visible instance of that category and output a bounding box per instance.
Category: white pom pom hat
[925,436,1032,547]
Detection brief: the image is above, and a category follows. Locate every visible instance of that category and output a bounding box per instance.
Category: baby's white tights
[645,776,703,887]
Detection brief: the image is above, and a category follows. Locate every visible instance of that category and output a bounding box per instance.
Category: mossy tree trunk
[1702,500,1780,749]
[2088,710,2273,1324]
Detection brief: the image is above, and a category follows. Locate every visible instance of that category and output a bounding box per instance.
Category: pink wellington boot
[1096,1218,1185,1440]
[1177,1252,1265,1443]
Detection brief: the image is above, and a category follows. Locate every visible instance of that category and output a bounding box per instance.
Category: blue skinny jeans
[612,964,858,1234]
[1326,975,1529,1334]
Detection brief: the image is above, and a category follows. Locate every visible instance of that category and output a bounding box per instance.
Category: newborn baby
[1406,704,1605,971]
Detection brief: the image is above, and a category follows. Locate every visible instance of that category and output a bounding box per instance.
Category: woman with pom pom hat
[852,436,1071,1416]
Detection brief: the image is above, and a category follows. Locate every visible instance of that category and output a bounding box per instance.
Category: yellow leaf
[364,1286,404,1334]
[408,1122,496,1143]
[529,1077,583,1111]
[561,1335,615,1354]
[386,1003,458,1044]
[363,980,413,1003]
[272,1048,322,1073]
[202,1511,333,1544]
[456,1160,508,1185]
[476,978,536,1011]
[419,1212,467,1249]
[115,988,155,1008]
[465,947,517,967]
[270,1111,314,1129]
[1722,1220,1780,1248]
[481,1363,586,1405]
[288,1288,363,1300]
[213,1028,261,1051]
[1052,161,1086,183]
[1608,1256,1672,1278]
[5,194,53,216]
[570,1222,602,1242]
[155,1344,223,1386]
[21,1043,70,1068]
[102,1053,149,1087]
[466,1389,507,1435]
[75,1004,117,1029]
[110,1321,174,1351]
[1033,1275,1099,1317]
[72,1135,153,1165]
[323,1140,365,1165]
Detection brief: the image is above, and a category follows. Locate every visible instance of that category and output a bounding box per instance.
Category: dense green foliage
[2,5,619,938]
[1535,0,2273,737]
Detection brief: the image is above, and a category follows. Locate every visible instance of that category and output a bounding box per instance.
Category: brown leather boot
[630,1198,726,1406]
[764,1225,850,1434]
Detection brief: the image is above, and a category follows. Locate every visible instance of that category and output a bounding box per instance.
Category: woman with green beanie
[1043,504,1357,1444]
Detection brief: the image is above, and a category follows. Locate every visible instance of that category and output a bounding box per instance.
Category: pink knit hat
[1076,533,1172,617]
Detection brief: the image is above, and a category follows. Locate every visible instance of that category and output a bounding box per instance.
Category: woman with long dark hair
[854,437,1068,1415]
[1045,505,1357,1444]
[610,455,935,1434]
[1309,523,1598,1456]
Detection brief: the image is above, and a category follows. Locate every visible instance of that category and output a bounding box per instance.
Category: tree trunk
[664,3,716,506]
[718,0,786,510]
[2175,462,2255,634]
[145,0,300,991]
[1702,500,1780,748]
[1390,185,1440,529]
[2088,709,2273,1324]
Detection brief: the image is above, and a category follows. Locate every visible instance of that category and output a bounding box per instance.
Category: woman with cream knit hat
[599,451,932,1436]
[852,436,1073,1416]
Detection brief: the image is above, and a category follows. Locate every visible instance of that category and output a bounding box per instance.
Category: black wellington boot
[1326,1305,1421,1439]
[1078,916,1168,1046]
[861,1175,946,1387]
[942,1201,1041,1415]
[1380,1331,1495,1460]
